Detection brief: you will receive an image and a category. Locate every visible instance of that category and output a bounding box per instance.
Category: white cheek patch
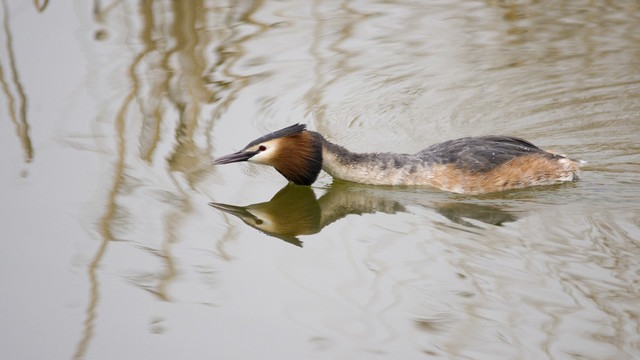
[248,154,266,165]
[248,148,274,165]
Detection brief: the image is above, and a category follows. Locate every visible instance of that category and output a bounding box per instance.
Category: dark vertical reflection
[166,0,213,180]
[159,0,212,301]
[136,0,165,163]
[75,2,148,358]
[307,0,366,132]
[74,0,274,356]
[74,45,134,360]
[0,0,33,164]
[204,0,268,139]
[33,0,49,12]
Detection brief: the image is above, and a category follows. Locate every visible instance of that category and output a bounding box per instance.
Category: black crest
[244,123,307,149]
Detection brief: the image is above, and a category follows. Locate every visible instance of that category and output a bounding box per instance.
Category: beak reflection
[210,184,320,246]
[209,203,259,221]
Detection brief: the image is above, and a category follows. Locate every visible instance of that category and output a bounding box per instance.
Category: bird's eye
[258,145,266,151]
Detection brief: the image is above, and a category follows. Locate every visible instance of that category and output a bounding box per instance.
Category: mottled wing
[415,136,556,173]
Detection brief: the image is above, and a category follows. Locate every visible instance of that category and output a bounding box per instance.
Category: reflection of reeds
[72,1,273,356]
[0,0,33,163]
[307,0,366,130]
[71,213,109,360]
[74,60,132,360]
[34,0,49,12]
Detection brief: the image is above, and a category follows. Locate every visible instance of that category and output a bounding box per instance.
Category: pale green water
[1,1,640,359]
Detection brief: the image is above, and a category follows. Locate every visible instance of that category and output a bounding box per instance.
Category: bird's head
[212,124,323,185]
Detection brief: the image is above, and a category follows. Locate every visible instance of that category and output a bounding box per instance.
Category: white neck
[320,142,432,186]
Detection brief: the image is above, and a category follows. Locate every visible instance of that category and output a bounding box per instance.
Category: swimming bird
[212,124,581,194]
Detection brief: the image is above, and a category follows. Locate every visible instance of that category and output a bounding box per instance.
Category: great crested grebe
[212,124,581,194]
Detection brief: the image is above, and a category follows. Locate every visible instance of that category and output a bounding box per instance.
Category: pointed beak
[212,150,258,165]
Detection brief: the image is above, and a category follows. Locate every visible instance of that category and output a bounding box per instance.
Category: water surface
[1,1,639,359]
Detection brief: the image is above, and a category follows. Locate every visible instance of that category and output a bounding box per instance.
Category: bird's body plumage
[213,124,581,194]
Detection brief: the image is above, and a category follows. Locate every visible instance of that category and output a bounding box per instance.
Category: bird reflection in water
[434,202,517,228]
[210,183,519,246]
[210,184,323,246]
